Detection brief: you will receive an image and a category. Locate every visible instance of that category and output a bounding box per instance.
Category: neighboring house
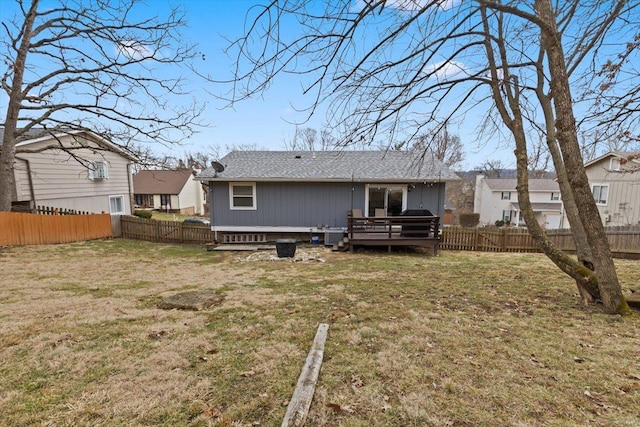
[197,150,460,237]
[584,151,640,227]
[133,169,205,215]
[2,128,135,215]
[474,176,567,228]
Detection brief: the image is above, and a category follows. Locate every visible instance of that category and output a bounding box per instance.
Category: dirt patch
[157,290,224,311]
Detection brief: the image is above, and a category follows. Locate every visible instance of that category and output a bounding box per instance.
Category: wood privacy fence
[0,212,113,246]
[120,215,216,244]
[440,226,640,258]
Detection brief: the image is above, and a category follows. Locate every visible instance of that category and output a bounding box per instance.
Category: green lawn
[0,240,638,426]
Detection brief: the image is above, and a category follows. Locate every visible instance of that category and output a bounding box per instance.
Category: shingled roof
[133,169,195,195]
[198,151,460,182]
[483,178,559,192]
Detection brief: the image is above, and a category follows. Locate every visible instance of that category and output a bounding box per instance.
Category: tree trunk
[0,1,39,212]
[534,84,599,301]
[535,0,629,314]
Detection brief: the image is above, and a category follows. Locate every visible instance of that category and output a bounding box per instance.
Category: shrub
[495,219,505,227]
[459,213,480,227]
[134,210,152,219]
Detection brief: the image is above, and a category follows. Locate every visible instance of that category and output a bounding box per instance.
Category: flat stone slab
[157,290,224,311]
[212,244,274,251]
[627,292,640,309]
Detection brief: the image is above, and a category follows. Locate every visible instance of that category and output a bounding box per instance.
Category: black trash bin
[275,238,297,258]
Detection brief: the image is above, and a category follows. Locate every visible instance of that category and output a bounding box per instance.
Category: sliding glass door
[367,185,406,216]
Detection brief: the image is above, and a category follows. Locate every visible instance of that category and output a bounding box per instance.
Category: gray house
[197,150,459,241]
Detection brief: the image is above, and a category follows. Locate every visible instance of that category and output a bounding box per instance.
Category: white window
[551,192,560,201]
[610,158,621,171]
[501,191,511,200]
[229,183,256,210]
[89,161,109,180]
[109,195,125,215]
[592,184,609,205]
[502,210,512,222]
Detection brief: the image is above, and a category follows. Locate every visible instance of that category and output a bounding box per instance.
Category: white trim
[15,129,137,160]
[610,158,621,171]
[229,182,257,210]
[197,177,460,183]
[212,225,345,233]
[109,195,125,215]
[364,184,407,217]
[591,183,609,206]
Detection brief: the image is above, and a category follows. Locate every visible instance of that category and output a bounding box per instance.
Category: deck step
[333,239,350,252]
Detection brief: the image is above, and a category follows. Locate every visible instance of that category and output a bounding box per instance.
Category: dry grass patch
[0,240,638,426]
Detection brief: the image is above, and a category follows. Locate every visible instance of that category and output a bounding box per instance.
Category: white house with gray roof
[474,176,567,229]
[584,151,640,226]
[197,150,459,237]
[2,128,136,215]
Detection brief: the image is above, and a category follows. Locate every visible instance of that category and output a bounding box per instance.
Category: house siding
[12,134,133,214]
[586,157,640,226]
[177,176,204,215]
[210,181,445,228]
[474,176,567,228]
[211,181,360,228]
[406,182,445,216]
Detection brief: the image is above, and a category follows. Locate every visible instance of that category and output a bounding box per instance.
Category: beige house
[3,128,136,215]
[133,169,205,215]
[584,151,640,227]
[474,176,567,229]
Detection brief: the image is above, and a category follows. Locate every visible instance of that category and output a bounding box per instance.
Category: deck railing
[347,212,440,240]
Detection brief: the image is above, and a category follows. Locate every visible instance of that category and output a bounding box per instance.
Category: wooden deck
[346,213,440,254]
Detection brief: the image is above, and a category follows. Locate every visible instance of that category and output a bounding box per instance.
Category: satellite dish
[211,161,225,177]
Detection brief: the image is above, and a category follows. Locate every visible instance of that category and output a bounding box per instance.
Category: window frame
[501,191,511,200]
[610,158,621,171]
[592,184,609,206]
[229,182,257,210]
[502,209,512,223]
[89,161,109,180]
[109,195,125,215]
[550,192,560,201]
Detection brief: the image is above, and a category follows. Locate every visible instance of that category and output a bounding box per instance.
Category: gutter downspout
[15,156,36,211]
[126,162,134,215]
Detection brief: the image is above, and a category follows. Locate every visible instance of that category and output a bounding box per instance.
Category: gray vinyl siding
[212,182,362,228]
[406,182,445,216]
[210,181,445,227]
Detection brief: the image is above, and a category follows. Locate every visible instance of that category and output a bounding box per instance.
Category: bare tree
[282,126,339,151]
[586,32,640,144]
[221,0,637,314]
[0,0,204,212]
[397,127,465,169]
[476,160,507,178]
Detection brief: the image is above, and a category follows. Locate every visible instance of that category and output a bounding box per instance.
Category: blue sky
[166,0,514,168]
[3,0,633,170]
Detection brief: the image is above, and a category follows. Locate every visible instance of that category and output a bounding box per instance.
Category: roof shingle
[198,151,460,182]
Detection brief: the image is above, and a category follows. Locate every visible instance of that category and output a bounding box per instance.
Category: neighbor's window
[229,182,256,210]
[502,210,512,222]
[501,191,511,200]
[610,158,621,171]
[89,161,109,180]
[592,184,609,205]
[109,195,125,215]
[551,192,560,201]
[160,194,171,207]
